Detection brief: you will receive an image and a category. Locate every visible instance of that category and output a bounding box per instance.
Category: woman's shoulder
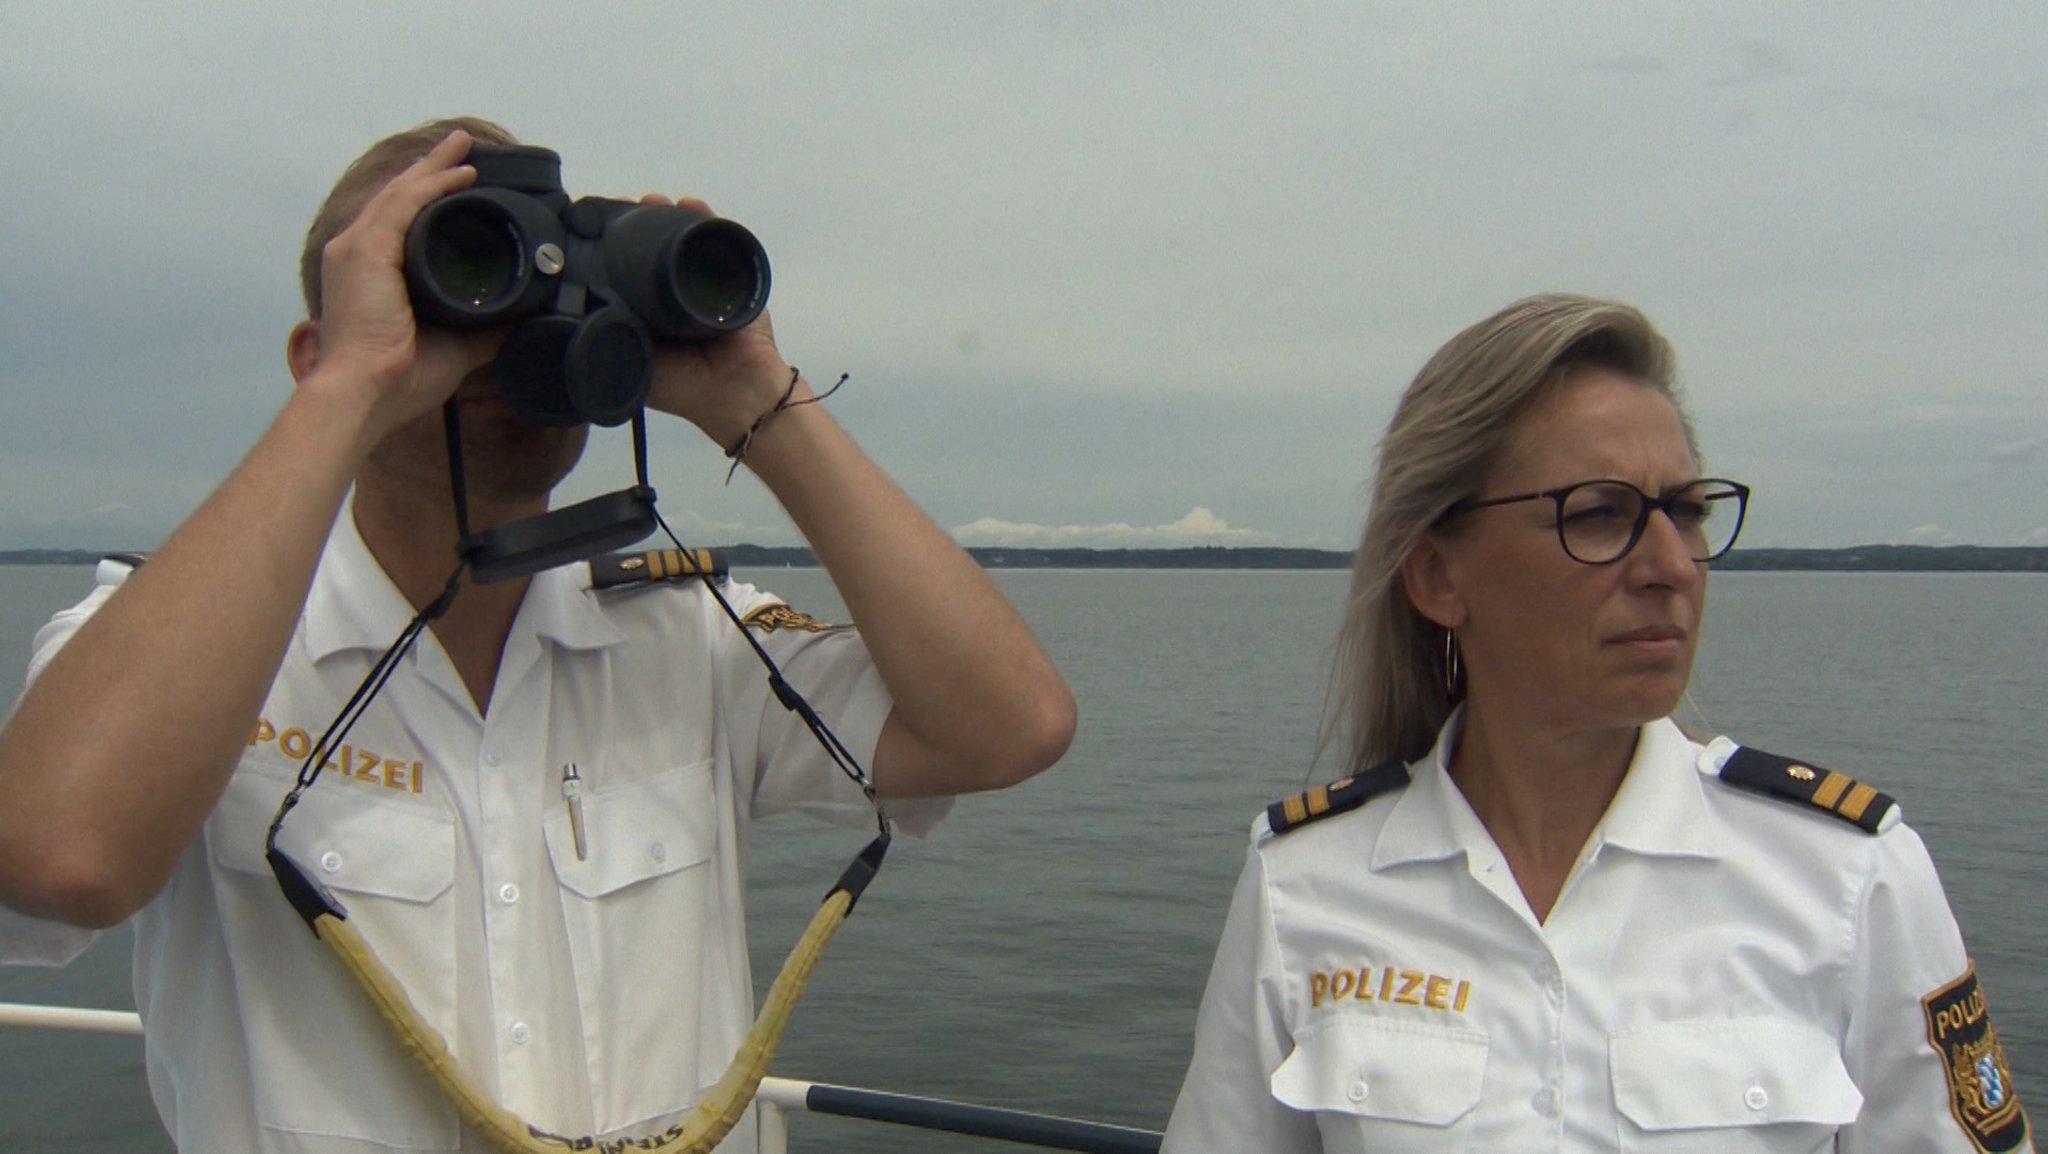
[1258,755,1412,841]
[1696,736,1903,837]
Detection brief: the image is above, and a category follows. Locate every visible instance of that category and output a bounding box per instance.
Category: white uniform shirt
[1164,714,2032,1154]
[0,506,949,1153]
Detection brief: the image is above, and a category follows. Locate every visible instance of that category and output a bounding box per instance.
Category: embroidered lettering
[1330,969,1356,1000]
[250,717,433,798]
[1395,970,1426,1006]
[1425,975,1451,1010]
[1307,962,1475,1017]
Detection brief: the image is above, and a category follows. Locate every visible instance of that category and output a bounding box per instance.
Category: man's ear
[1400,533,1465,631]
[286,319,321,384]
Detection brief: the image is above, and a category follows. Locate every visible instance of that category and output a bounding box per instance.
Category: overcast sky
[2,3,2043,550]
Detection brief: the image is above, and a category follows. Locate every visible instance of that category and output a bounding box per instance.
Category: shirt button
[483,747,502,766]
[319,852,343,873]
[1346,1080,1368,1103]
[498,883,520,905]
[509,1022,531,1045]
[1532,1087,1558,1116]
[650,843,668,864]
[1745,1085,1769,1111]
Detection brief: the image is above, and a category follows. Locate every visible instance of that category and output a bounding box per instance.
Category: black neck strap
[440,400,659,584]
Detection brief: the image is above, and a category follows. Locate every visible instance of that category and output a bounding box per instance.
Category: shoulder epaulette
[1265,756,1410,837]
[588,548,728,590]
[1718,746,1897,834]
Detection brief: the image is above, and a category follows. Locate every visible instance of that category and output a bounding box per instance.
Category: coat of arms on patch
[1923,964,2030,1152]
[742,604,836,633]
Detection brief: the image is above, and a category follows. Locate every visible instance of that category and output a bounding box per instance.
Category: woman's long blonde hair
[1317,293,1698,773]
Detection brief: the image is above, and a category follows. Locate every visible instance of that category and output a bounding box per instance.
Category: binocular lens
[423,204,522,308]
[674,225,765,324]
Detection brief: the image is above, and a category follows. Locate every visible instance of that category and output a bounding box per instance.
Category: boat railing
[0,1000,1164,1153]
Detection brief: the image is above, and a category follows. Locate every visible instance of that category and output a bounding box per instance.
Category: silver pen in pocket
[561,764,587,861]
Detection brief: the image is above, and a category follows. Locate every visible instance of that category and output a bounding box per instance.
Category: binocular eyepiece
[403,145,770,427]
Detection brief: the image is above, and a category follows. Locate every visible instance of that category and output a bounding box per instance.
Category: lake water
[0,565,2041,1150]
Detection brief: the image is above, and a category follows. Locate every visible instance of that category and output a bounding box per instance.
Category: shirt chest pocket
[1271,1016,1489,1154]
[543,759,723,1134]
[1611,1018,1864,1153]
[207,766,462,1148]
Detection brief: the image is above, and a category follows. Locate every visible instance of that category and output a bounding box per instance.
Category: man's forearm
[0,379,379,926]
[738,394,1074,798]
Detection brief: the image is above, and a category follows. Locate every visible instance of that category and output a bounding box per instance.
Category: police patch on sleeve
[1923,963,2030,1152]
[741,603,838,633]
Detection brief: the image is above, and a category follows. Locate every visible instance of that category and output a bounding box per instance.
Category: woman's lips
[1610,624,1687,655]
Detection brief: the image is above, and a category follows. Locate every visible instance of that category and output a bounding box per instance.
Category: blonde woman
[1164,294,2029,1153]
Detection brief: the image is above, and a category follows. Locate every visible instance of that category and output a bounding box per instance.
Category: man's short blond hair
[297,116,520,318]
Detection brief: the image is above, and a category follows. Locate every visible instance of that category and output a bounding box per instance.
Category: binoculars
[402,144,770,427]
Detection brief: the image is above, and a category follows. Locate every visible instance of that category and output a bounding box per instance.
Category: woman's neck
[1447,702,1640,923]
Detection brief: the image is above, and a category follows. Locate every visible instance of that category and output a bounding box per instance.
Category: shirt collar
[1370,707,1478,870]
[303,494,627,663]
[1591,717,1722,860]
[1370,710,1723,871]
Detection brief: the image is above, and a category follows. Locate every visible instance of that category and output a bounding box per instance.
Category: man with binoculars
[0,117,1076,1152]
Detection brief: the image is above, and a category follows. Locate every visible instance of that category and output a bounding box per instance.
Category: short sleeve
[1163,834,1321,1153]
[0,567,127,965]
[715,581,950,837]
[1840,824,2033,1153]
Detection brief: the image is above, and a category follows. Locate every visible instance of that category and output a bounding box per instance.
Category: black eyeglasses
[1443,477,1751,565]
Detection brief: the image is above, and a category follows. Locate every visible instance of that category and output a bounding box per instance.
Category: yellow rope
[314,888,854,1153]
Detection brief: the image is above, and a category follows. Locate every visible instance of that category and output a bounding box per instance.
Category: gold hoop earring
[1443,628,1462,698]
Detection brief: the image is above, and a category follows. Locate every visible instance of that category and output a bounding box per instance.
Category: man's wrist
[290,364,392,459]
[720,369,842,481]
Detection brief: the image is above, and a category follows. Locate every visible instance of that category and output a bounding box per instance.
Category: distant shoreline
[4,545,2043,573]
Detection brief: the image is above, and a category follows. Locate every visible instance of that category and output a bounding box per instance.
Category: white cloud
[951,507,1262,548]
[1901,524,1956,545]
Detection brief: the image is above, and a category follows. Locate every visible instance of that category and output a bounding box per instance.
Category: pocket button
[1744,1085,1769,1111]
[1346,1080,1369,1103]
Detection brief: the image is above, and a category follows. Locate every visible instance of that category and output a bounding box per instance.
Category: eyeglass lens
[1557,480,1745,563]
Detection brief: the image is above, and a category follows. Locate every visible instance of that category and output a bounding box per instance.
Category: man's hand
[635,194,804,452]
[301,130,501,447]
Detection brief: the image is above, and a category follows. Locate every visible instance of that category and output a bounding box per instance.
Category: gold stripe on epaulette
[1306,785,1331,818]
[644,548,717,579]
[1717,746,1896,835]
[1812,771,1850,810]
[1838,782,1878,823]
[1283,794,1308,826]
